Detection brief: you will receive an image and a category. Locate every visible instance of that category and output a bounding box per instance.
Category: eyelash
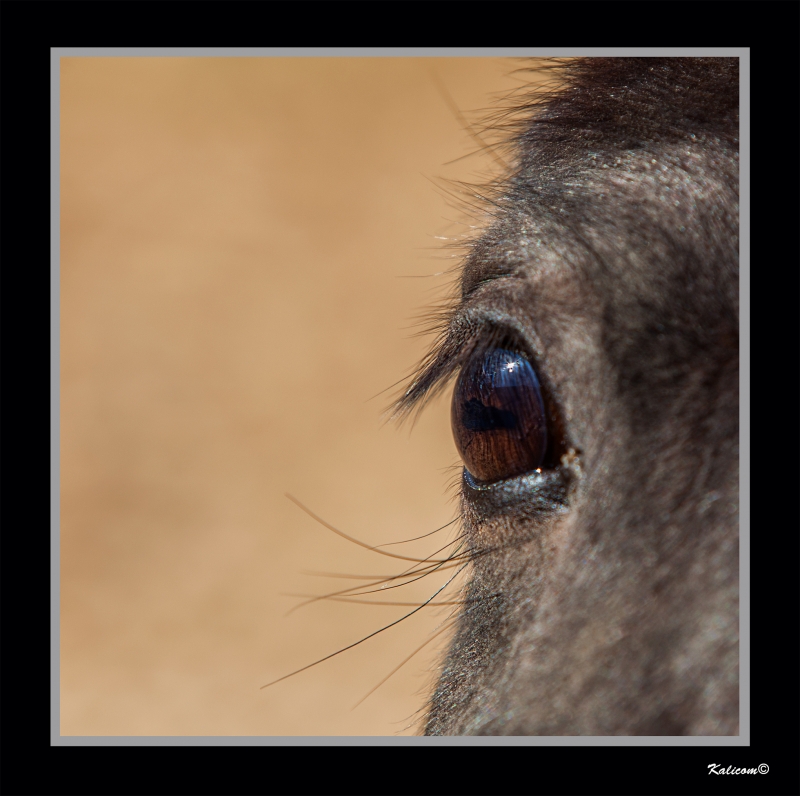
[392,318,520,421]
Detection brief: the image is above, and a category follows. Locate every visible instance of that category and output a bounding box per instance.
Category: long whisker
[300,570,412,581]
[330,558,467,600]
[261,563,469,690]
[300,563,467,581]
[286,563,448,615]
[372,534,467,587]
[283,593,464,608]
[298,543,469,593]
[328,536,502,587]
[373,518,458,548]
[351,620,457,710]
[286,494,457,564]
[284,554,468,615]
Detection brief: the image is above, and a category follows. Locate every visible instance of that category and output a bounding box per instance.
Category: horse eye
[451,348,548,484]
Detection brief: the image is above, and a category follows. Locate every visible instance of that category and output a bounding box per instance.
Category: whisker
[300,545,469,586]
[286,493,457,564]
[283,593,464,608]
[260,562,469,690]
[300,569,411,581]
[287,561,452,611]
[395,273,448,279]
[373,518,458,548]
[285,554,469,615]
[375,527,467,579]
[351,620,457,711]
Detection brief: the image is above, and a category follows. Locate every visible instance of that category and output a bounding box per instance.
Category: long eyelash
[389,320,532,427]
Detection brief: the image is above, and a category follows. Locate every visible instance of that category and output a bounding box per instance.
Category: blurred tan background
[60,57,528,736]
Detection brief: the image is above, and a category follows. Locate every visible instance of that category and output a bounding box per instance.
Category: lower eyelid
[463,466,545,491]
[460,464,572,517]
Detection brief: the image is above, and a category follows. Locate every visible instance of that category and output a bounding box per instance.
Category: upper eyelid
[390,299,545,424]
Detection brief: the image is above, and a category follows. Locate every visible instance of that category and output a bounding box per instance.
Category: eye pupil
[452,348,548,483]
[460,398,518,431]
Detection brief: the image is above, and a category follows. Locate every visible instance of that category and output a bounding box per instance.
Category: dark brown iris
[451,348,547,483]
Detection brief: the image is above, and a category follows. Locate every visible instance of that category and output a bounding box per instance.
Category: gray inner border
[51,46,750,747]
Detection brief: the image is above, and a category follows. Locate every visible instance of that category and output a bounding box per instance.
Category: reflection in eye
[451,348,547,483]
